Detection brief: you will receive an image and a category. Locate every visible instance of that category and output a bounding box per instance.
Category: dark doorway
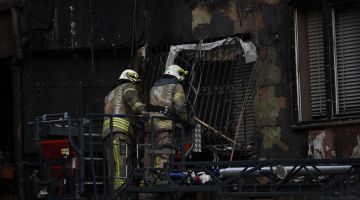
[0,61,14,161]
[0,60,16,197]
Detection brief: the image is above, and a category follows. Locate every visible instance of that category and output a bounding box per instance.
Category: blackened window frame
[292,1,360,126]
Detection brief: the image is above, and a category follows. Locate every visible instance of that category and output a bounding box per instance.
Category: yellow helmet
[164,65,188,81]
[118,69,140,83]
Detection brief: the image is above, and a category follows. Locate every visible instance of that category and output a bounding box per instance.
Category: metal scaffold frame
[27,113,360,200]
[113,159,360,199]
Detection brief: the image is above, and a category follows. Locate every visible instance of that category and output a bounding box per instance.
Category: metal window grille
[141,41,255,146]
[334,8,360,114]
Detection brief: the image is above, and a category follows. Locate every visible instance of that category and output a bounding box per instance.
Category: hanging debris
[165,37,257,67]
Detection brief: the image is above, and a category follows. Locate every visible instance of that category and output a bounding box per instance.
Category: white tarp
[165,37,257,67]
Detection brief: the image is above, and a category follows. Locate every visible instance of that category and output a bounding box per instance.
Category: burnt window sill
[292,116,360,130]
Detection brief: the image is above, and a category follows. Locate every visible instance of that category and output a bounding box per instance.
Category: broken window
[294,5,360,122]
[140,38,255,146]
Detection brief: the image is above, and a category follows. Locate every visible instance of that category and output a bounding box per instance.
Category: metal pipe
[219,165,352,179]
[11,7,23,61]
[89,116,98,199]
[12,65,25,200]
[78,118,85,192]
[11,6,24,195]
[294,9,303,121]
[193,116,235,144]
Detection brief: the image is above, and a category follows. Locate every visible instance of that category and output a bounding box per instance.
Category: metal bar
[216,45,234,130]
[150,117,154,168]
[219,191,321,197]
[126,186,220,193]
[102,141,107,194]
[198,60,210,119]
[79,118,85,193]
[220,165,352,177]
[294,9,303,121]
[193,117,235,144]
[84,157,103,161]
[225,85,233,131]
[84,133,101,136]
[166,158,360,167]
[11,63,25,200]
[192,50,206,113]
[213,59,229,129]
[208,47,222,128]
[332,8,340,114]
[209,65,222,128]
[243,81,247,145]
[186,48,200,101]
[202,47,218,120]
[89,116,98,200]
[220,165,262,186]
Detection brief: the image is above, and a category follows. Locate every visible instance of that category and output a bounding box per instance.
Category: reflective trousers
[104,132,130,190]
[144,130,173,168]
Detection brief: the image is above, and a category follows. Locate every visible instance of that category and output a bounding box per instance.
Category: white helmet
[164,65,188,81]
[118,69,140,83]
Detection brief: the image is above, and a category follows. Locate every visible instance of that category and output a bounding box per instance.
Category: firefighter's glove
[141,111,150,121]
[185,118,196,128]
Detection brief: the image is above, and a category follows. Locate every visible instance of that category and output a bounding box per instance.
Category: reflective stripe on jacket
[102,82,145,138]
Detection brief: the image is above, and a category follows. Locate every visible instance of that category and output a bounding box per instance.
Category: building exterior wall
[1,0,360,161]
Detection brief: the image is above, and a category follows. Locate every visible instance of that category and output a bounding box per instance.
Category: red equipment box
[39,139,76,160]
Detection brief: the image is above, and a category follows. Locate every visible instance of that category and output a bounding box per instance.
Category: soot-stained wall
[152,0,306,159]
[22,0,308,158]
[22,49,134,153]
[26,0,146,50]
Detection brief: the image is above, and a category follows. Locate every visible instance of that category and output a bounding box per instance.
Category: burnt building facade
[1,0,360,199]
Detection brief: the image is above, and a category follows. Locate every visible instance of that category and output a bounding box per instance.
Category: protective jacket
[149,77,187,131]
[102,82,145,138]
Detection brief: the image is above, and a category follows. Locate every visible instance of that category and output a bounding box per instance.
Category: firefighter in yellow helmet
[102,69,146,190]
[146,64,188,168]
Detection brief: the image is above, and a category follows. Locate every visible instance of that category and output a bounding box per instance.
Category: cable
[230,46,267,161]
[131,0,138,57]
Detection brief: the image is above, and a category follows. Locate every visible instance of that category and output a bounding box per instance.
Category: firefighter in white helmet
[145,64,189,168]
[102,69,146,190]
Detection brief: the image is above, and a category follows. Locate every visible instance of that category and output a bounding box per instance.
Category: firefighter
[102,69,146,190]
[146,64,189,168]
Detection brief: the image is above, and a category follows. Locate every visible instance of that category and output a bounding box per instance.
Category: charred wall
[4,0,359,161]
[146,0,307,159]
[26,0,146,50]
[0,10,14,57]
[22,49,133,153]
[19,0,308,158]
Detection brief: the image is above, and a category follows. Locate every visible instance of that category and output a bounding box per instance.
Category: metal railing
[85,113,180,199]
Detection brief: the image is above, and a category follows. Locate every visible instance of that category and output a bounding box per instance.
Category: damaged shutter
[335,8,360,114]
[307,11,327,117]
[231,62,254,144]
